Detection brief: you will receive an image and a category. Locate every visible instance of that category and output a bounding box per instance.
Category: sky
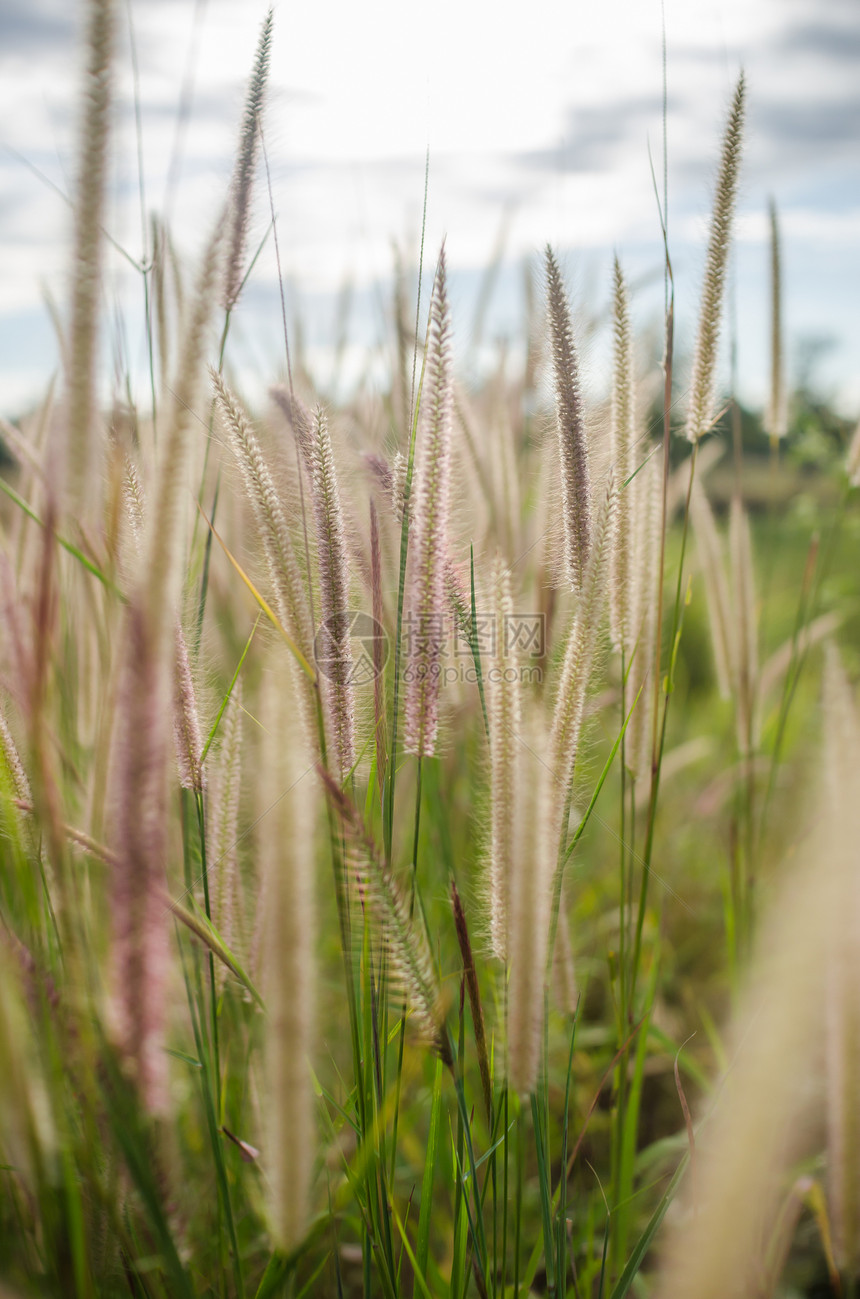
[0,0,858,419]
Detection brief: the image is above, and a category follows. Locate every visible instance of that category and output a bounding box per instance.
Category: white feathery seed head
[609,257,635,654]
[486,556,521,962]
[545,245,593,591]
[404,245,454,759]
[684,75,746,444]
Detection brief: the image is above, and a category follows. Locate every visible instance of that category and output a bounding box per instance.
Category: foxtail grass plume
[208,684,244,987]
[322,770,452,1065]
[173,627,205,794]
[404,246,454,758]
[764,199,787,441]
[223,9,273,314]
[549,471,618,818]
[296,403,356,780]
[684,75,746,443]
[0,705,32,805]
[609,258,635,654]
[261,666,316,1252]
[545,246,592,590]
[109,601,172,1114]
[506,707,553,1095]
[211,370,317,743]
[65,0,115,513]
[369,499,387,780]
[486,556,521,961]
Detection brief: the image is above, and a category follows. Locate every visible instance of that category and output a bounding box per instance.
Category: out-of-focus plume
[65,0,115,513]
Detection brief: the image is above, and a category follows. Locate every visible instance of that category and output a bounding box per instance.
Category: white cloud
[0,0,858,415]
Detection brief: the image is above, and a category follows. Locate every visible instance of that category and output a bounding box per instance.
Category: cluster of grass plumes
[4,9,860,1297]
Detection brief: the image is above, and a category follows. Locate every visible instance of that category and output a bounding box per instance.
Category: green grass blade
[416,1056,444,1280]
[608,1150,690,1299]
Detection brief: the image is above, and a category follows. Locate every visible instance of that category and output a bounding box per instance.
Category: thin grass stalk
[145,217,223,649]
[631,79,744,1015]
[728,494,758,952]
[451,878,493,1125]
[729,494,758,756]
[690,479,733,700]
[765,198,787,444]
[632,442,699,1009]
[627,448,663,782]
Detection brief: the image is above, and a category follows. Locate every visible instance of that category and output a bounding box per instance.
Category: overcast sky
[0,0,858,417]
